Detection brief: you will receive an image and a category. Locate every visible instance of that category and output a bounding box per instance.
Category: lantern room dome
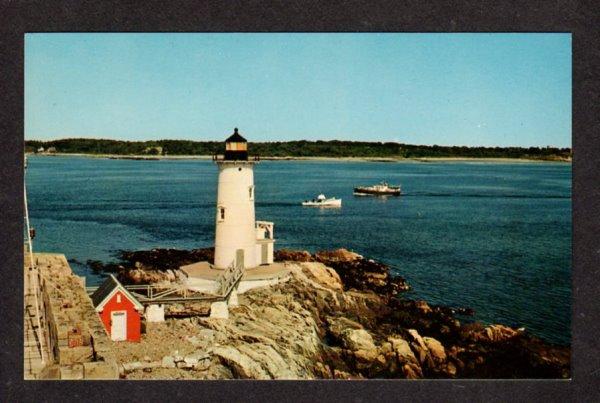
[224,128,249,161]
[226,127,247,143]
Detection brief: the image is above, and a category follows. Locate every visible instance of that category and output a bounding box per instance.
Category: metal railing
[212,154,260,162]
[86,284,219,304]
[86,260,244,304]
[24,159,47,365]
[216,259,245,298]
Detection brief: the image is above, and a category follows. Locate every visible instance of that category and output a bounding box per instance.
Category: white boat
[302,194,342,207]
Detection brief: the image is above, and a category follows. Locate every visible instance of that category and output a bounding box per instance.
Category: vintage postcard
[23,33,571,380]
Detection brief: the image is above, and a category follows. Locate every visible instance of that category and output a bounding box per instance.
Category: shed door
[111,311,127,341]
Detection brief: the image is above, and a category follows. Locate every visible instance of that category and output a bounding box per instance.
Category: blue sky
[25,33,571,147]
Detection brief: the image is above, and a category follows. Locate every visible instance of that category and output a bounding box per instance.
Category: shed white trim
[93,274,144,312]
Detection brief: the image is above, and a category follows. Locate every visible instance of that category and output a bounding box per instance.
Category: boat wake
[401,192,569,199]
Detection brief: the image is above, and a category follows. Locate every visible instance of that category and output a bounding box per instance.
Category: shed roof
[90,274,143,311]
[225,127,247,143]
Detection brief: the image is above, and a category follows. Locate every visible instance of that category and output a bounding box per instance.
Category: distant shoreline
[28,152,572,163]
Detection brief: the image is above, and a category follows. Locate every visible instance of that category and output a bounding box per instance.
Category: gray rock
[423,337,446,363]
[327,316,363,341]
[193,357,212,371]
[122,362,144,372]
[388,336,417,363]
[212,346,271,379]
[186,335,202,346]
[199,328,215,340]
[161,356,176,368]
[210,301,229,319]
[59,364,84,380]
[184,352,210,366]
[237,343,297,379]
[407,329,427,350]
[341,328,376,352]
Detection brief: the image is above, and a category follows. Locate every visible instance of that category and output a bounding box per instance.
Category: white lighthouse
[213,128,274,269]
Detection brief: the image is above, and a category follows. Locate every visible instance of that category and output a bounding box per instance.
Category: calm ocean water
[26,155,572,345]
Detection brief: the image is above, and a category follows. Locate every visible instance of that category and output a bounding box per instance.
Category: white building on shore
[213,128,274,269]
[180,129,286,304]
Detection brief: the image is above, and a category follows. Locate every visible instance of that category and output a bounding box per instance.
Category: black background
[1,1,599,401]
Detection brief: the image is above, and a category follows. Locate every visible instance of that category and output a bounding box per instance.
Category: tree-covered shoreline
[25,138,572,161]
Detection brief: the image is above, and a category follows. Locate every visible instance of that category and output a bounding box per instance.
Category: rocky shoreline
[87,247,570,379]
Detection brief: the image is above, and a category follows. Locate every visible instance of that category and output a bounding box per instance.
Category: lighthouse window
[219,207,225,221]
[249,186,254,200]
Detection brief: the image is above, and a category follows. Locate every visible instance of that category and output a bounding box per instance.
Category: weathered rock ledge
[91,248,570,379]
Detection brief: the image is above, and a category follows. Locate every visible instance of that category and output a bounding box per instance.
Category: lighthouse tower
[213,128,273,269]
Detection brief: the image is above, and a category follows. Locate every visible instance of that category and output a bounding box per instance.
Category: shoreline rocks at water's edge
[275,249,569,379]
[88,247,570,379]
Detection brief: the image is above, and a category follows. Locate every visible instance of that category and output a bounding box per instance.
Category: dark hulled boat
[354,181,401,196]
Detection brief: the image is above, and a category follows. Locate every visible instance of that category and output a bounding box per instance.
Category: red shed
[90,274,144,342]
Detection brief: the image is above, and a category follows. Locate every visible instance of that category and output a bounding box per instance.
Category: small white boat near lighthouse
[302,194,342,207]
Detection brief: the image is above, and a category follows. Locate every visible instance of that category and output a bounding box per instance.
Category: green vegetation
[25,138,572,161]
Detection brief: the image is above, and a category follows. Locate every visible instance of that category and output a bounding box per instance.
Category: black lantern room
[224,128,248,161]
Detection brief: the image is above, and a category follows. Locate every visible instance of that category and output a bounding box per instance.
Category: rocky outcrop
[471,324,520,343]
[120,248,215,272]
[314,249,363,262]
[387,336,422,378]
[274,249,313,262]
[286,255,568,379]
[125,267,178,285]
[276,248,411,297]
[211,346,271,379]
[84,248,214,285]
[299,262,343,291]
[98,248,569,380]
[116,276,327,379]
[88,248,215,284]
[322,256,410,296]
[91,247,408,295]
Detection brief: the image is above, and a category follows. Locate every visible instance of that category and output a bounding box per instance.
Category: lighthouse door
[236,249,244,268]
[261,244,268,265]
